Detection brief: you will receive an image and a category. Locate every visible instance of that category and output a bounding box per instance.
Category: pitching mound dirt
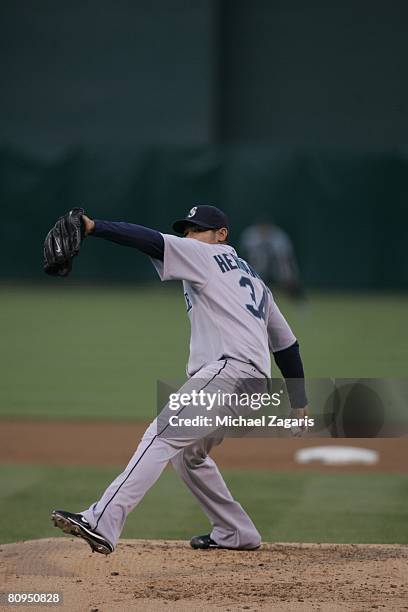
[0,539,407,611]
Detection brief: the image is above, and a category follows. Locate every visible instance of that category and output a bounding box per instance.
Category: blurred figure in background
[240,217,305,301]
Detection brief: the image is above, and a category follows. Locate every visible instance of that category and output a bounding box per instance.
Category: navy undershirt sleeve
[92,220,164,261]
[273,341,308,409]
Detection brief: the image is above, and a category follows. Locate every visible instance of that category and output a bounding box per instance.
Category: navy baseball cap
[172,205,229,235]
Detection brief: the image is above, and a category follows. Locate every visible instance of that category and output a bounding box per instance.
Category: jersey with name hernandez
[152,234,296,377]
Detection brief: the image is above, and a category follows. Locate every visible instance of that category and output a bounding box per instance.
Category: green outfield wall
[1,146,407,288]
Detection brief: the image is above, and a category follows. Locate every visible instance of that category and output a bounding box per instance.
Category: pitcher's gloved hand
[43,207,86,277]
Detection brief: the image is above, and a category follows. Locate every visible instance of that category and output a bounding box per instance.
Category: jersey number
[239,276,267,321]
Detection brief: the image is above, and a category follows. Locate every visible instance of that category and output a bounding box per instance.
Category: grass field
[0,463,407,545]
[1,284,407,420]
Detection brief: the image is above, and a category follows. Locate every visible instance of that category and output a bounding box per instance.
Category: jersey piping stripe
[95,359,228,531]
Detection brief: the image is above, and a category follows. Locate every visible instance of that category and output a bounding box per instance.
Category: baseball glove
[43,207,86,277]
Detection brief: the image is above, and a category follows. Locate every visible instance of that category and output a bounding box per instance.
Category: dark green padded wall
[1,146,407,288]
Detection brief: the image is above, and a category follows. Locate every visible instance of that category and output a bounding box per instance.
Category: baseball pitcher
[45,205,308,554]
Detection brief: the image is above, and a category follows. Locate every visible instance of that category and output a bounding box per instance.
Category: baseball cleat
[190,533,260,550]
[51,510,114,555]
[190,534,220,549]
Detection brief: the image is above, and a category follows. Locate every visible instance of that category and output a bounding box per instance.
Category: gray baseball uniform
[81,234,296,549]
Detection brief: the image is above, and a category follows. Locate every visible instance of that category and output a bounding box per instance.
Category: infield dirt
[0,420,407,472]
[1,538,407,611]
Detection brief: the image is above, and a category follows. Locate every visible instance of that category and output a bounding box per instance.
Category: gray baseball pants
[81,358,263,550]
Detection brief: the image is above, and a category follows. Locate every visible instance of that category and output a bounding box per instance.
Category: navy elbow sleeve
[273,341,307,409]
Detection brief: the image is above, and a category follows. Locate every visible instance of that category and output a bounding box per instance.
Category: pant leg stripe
[95,360,228,529]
